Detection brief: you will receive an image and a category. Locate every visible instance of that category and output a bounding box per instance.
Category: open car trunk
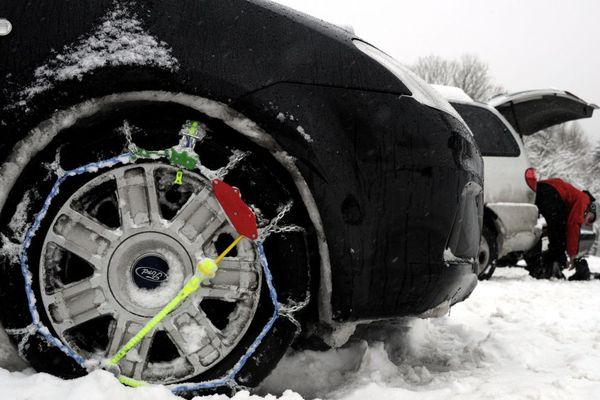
[489,90,598,135]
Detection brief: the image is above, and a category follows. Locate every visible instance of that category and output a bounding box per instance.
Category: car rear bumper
[579,227,596,256]
[487,202,541,256]
[418,260,479,318]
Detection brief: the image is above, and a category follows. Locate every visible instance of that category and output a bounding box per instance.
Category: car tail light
[525,168,537,191]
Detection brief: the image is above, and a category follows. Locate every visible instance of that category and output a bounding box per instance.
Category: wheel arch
[0,90,333,323]
[483,206,503,257]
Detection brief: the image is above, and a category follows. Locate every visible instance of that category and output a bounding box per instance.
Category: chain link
[118,120,135,149]
[258,200,306,241]
[5,324,37,359]
[279,294,311,342]
[42,147,65,178]
[214,150,250,180]
[226,380,250,395]
[256,200,309,338]
[250,205,270,228]
[267,224,305,235]
[279,294,311,315]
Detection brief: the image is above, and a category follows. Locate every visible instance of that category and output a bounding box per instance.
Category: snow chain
[15,121,309,394]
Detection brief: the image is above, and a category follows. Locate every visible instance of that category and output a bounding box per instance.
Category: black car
[0,0,483,394]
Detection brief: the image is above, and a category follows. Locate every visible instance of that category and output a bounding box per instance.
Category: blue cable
[17,153,279,393]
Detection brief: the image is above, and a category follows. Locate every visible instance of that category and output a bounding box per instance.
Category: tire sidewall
[478,225,497,280]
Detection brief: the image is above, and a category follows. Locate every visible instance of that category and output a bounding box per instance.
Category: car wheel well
[0,92,326,389]
[483,207,499,231]
[0,91,327,307]
[478,208,499,280]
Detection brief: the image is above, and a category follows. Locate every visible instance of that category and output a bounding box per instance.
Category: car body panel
[476,112,534,205]
[579,224,596,256]
[487,203,540,257]
[433,84,540,258]
[236,83,482,321]
[489,90,598,135]
[0,0,410,162]
[0,0,483,325]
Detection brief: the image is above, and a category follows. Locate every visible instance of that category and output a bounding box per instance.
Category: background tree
[524,123,600,198]
[523,123,590,187]
[411,54,504,101]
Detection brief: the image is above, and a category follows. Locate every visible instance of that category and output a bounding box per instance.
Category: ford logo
[134,266,169,283]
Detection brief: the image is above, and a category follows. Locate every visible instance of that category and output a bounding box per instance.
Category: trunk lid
[488,90,598,135]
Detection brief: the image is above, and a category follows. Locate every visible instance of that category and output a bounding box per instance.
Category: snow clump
[21,3,179,100]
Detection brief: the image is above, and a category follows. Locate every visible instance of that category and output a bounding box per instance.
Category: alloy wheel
[39,163,262,383]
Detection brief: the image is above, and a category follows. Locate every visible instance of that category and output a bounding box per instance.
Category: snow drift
[1,259,600,399]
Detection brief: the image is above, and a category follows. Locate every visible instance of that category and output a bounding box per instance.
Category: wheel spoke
[106,317,129,357]
[234,238,259,262]
[180,302,224,350]
[45,278,107,330]
[47,208,118,267]
[131,333,154,380]
[197,260,260,301]
[107,319,155,378]
[161,317,191,354]
[160,309,224,373]
[61,206,121,243]
[143,166,162,221]
[114,166,161,230]
[161,316,203,373]
[200,231,257,262]
[196,286,249,302]
[169,188,226,244]
[54,275,101,298]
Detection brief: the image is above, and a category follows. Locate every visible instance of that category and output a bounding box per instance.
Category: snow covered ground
[1,259,600,400]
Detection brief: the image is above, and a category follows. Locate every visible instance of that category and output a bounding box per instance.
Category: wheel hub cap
[108,231,191,316]
[133,255,169,289]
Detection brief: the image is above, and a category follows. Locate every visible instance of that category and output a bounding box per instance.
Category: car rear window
[451,103,520,157]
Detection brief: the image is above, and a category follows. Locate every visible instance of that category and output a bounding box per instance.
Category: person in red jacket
[530,178,597,278]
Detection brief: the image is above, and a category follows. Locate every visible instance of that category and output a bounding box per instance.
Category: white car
[434,85,597,279]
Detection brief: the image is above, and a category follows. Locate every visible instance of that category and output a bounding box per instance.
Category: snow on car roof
[430,84,474,103]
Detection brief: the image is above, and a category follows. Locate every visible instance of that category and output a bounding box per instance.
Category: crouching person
[525,178,596,279]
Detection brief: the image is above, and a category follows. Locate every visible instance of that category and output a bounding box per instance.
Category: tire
[477,225,497,280]
[0,100,313,394]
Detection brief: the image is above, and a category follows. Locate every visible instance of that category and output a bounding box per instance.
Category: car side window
[452,103,520,157]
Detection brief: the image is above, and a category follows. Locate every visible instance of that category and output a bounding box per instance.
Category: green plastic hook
[174,170,184,185]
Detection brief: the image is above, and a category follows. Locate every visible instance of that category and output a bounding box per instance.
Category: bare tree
[411,54,504,101]
[523,122,596,192]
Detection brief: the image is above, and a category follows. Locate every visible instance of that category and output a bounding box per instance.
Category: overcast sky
[273,0,600,141]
